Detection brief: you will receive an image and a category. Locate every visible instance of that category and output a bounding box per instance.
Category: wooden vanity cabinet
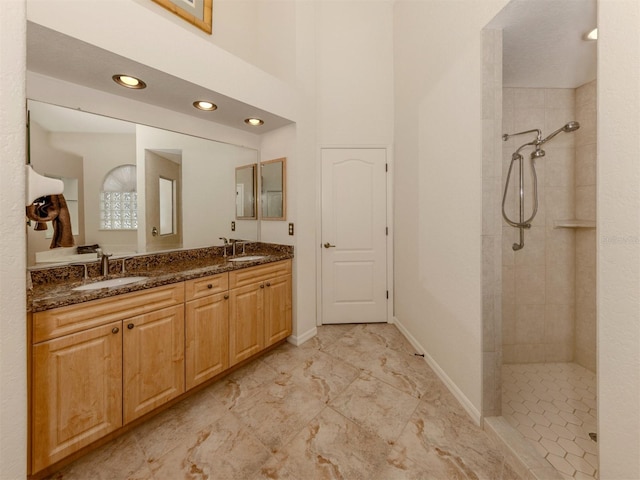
[30,284,184,474]
[228,260,292,365]
[29,261,292,475]
[123,304,185,423]
[184,274,229,390]
[31,321,123,474]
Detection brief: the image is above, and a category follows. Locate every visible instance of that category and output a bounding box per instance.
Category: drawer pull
[224,294,229,300]
[127,323,135,330]
[207,284,213,289]
[260,284,265,289]
[112,327,119,334]
[266,282,271,287]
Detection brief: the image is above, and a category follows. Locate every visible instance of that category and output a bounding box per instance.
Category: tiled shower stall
[482,29,598,480]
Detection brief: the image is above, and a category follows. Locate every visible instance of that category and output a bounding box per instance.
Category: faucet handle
[219,237,229,245]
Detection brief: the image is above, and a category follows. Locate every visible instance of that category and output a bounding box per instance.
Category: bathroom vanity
[27,244,292,477]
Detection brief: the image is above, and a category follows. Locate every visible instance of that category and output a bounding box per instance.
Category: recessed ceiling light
[244,118,264,126]
[585,28,598,41]
[112,74,146,89]
[193,101,217,111]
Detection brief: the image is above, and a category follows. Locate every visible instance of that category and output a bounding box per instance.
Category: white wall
[0,2,27,479]
[597,1,640,477]
[393,0,510,420]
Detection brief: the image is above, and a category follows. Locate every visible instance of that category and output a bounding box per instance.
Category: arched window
[100,164,138,230]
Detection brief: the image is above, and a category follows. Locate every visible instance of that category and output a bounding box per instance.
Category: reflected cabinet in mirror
[235,164,257,219]
[261,157,286,221]
[26,100,259,267]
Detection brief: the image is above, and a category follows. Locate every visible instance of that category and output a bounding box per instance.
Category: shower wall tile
[545,89,576,110]
[514,88,545,109]
[574,80,596,373]
[481,29,504,416]
[544,304,576,345]
[575,101,596,146]
[545,147,575,188]
[576,80,596,107]
[545,187,575,226]
[515,265,546,304]
[514,226,546,267]
[513,107,545,135]
[502,87,578,365]
[575,144,597,187]
[575,186,596,220]
[515,304,545,344]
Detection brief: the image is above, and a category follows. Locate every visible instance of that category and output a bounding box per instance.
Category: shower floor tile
[502,363,598,480]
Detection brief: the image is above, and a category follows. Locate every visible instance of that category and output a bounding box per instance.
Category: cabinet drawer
[184,273,229,301]
[33,283,185,343]
[229,260,292,289]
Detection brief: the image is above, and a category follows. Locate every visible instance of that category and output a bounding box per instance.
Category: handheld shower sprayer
[501,121,580,251]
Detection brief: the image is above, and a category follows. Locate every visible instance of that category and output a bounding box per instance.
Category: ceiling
[27,22,294,135]
[488,0,597,88]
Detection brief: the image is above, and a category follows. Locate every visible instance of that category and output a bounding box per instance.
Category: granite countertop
[28,242,293,313]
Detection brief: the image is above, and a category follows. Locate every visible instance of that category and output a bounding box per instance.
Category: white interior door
[321,148,387,324]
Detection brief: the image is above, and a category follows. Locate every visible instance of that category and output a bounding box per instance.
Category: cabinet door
[32,322,122,473]
[123,305,185,424]
[185,292,229,390]
[264,275,293,346]
[228,283,264,366]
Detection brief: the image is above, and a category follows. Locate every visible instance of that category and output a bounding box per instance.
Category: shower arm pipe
[502,128,541,143]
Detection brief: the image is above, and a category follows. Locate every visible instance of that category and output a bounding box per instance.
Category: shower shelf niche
[554,219,596,229]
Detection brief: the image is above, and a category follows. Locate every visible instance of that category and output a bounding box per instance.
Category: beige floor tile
[287,348,360,404]
[208,358,280,410]
[148,412,271,479]
[329,373,420,444]
[230,373,327,452]
[274,406,390,480]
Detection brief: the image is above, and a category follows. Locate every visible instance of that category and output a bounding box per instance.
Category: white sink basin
[228,255,266,262]
[72,276,149,291]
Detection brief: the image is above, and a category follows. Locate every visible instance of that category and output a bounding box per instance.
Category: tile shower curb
[484,416,563,480]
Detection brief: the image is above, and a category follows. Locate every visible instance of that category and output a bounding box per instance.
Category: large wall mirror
[260,157,286,220]
[27,100,259,267]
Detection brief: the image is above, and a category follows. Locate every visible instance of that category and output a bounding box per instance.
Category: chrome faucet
[219,237,230,258]
[232,240,247,257]
[100,252,112,277]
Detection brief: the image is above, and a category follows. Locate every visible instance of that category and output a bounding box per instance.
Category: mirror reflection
[27,100,258,266]
[235,164,257,219]
[261,157,286,220]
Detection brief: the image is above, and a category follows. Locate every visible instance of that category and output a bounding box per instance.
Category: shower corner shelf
[554,219,596,229]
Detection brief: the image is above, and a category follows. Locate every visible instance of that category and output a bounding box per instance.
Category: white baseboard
[393,316,482,425]
[287,326,318,346]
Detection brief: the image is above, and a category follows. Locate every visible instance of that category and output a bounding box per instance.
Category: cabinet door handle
[260,284,265,289]
[207,284,213,289]
[224,294,229,300]
[127,323,135,330]
[266,282,271,287]
[112,327,119,334]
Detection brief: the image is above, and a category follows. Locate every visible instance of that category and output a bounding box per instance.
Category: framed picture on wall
[151,0,213,35]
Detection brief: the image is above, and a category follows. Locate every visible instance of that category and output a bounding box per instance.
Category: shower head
[539,121,580,144]
[531,148,546,159]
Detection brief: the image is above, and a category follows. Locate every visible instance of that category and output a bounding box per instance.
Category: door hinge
[385,163,388,172]
[386,290,389,299]
[385,227,388,236]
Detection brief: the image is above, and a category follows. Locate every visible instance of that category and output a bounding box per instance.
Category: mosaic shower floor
[502,363,598,480]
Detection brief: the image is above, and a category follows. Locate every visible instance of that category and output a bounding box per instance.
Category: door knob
[151,226,158,237]
[323,243,336,248]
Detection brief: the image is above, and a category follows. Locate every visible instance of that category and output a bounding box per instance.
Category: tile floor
[47,323,522,480]
[502,363,598,480]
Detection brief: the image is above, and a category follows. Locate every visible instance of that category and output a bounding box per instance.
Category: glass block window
[101,164,138,230]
